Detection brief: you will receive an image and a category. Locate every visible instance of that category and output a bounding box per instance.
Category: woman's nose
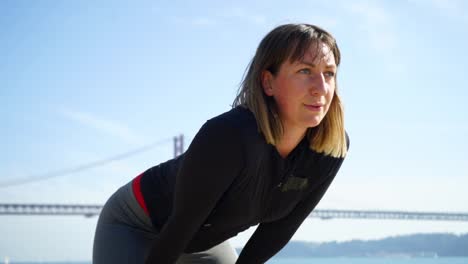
[308,74,327,95]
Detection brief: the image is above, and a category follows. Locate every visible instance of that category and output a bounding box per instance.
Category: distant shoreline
[237,232,468,258]
[4,233,467,263]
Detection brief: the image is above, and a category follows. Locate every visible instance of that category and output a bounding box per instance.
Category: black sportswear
[140,106,348,263]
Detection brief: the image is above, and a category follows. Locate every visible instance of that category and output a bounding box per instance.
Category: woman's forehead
[290,42,336,66]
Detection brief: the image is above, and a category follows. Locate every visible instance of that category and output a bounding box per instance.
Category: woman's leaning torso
[139,106,345,252]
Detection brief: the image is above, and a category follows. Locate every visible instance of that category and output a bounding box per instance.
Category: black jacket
[141,106,348,263]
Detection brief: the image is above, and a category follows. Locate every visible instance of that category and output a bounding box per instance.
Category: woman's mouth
[304,104,323,112]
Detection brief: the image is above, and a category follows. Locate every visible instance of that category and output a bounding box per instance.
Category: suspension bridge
[1,203,467,222]
[1,135,467,222]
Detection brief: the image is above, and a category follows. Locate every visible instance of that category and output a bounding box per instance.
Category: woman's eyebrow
[299,60,336,69]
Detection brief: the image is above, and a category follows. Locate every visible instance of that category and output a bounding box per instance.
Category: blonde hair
[232,23,347,158]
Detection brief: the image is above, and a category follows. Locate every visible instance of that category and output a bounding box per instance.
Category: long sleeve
[145,119,245,264]
[236,174,336,264]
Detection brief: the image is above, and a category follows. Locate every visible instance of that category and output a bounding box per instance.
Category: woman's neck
[275,127,307,158]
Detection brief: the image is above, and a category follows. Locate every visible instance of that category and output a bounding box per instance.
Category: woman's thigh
[94,226,237,264]
[93,182,237,264]
[93,222,155,264]
[177,240,238,264]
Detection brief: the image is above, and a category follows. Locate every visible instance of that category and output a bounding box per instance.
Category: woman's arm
[236,133,349,264]
[145,119,244,264]
[236,173,337,263]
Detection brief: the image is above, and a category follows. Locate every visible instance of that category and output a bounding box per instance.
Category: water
[7,258,468,264]
[269,258,468,264]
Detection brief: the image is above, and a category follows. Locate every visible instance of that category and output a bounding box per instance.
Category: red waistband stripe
[132,173,149,216]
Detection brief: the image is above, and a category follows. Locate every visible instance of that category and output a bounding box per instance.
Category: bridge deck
[1,204,467,221]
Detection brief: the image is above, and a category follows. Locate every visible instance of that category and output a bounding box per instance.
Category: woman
[93,23,349,264]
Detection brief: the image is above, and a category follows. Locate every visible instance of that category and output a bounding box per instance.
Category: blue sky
[1,0,468,261]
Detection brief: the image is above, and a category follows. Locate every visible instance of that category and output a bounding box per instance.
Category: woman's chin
[304,117,323,128]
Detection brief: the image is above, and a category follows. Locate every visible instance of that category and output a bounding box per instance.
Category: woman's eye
[299,68,311,74]
[324,71,335,78]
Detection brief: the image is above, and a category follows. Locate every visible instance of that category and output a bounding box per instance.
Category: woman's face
[262,41,336,133]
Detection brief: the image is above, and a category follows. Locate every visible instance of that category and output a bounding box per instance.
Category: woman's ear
[261,70,274,96]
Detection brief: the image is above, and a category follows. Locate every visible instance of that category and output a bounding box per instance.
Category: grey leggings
[92,181,238,264]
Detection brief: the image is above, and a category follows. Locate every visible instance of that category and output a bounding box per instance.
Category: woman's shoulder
[201,106,264,149]
[210,105,254,124]
[205,106,258,133]
[187,106,263,163]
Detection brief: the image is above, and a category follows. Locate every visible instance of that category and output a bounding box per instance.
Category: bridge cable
[0,137,173,188]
